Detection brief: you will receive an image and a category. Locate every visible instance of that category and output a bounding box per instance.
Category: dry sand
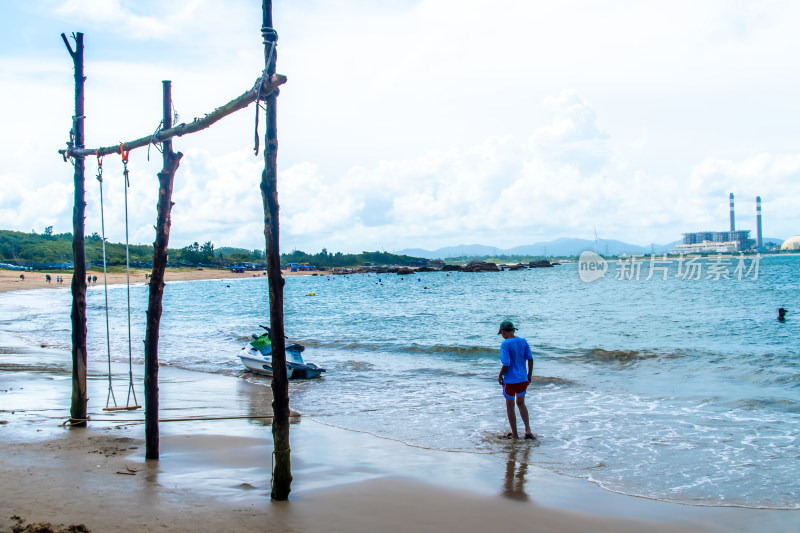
[1,291,798,532]
[0,267,320,294]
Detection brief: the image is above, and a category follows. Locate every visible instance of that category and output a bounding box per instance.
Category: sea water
[1,255,798,509]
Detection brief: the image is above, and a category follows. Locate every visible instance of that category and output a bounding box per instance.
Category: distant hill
[399,238,685,259]
[401,244,499,258]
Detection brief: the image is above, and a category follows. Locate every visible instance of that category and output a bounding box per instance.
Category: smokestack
[729,193,735,233]
[756,196,763,249]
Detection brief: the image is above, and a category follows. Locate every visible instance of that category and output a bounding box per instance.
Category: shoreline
[2,332,798,532]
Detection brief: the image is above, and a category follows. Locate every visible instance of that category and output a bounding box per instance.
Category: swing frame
[61,1,293,498]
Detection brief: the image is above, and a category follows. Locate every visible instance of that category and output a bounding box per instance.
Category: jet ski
[238,325,326,379]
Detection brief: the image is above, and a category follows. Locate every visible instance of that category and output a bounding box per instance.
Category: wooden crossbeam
[59,73,287,160]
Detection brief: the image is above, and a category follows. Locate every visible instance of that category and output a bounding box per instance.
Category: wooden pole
[143,80,183,459]
[260,0,292,500]
[62,32,89,428]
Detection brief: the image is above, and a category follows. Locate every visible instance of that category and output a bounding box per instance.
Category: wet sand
[1,334,798,531]
[0,267,320,294]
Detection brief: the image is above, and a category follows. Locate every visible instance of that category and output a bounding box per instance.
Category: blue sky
[1,0,799,253]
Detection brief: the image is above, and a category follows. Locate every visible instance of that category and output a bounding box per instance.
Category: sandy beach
[1,281,799,532]
[2,347,798,531]
[0,267,319,294]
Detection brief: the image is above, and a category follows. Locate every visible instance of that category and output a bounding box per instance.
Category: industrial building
[674,193,759,254]
[781,235,800,251]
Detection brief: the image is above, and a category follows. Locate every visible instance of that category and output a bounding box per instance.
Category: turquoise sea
[1,255,798,509]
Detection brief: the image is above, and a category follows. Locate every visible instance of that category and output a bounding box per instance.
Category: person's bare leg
[505,398,518,438]
[516,396,532,436]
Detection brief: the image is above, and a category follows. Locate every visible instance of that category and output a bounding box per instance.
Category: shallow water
[1,255,798,508]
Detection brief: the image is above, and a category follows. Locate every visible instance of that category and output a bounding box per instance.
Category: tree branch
[59,73,287,159]
[60,32,75,57]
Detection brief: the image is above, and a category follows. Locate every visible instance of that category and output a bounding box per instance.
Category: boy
[497,319,534,440]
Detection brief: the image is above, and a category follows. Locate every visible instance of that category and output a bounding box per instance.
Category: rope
[148,99,177,159]
[120,151,139,410]
[92,143,141,411]
[97,154,117,411]
[61,414,299,425]
[270,447,290,495]
[147,120,164,161]
[253,92,263,156]
[254,26,278,156]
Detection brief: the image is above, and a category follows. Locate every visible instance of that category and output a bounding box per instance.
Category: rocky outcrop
[441,264,462,272]
[530,260,554,268]
[396,267,414,275]
[463,260,500,272]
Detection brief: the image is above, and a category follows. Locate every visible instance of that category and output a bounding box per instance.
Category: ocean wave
[0,346,38,354]
[294,339,495,358]
[0,363,71,374]
[407,367,482,378]
[584,348,659,363]
[530,375,578,387]
[336,360,376,372]
[730,397,799,412]
[404,344,496,357]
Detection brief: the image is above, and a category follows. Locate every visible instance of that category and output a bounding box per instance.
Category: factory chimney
[756,196,763,249]
[729,193,735,233]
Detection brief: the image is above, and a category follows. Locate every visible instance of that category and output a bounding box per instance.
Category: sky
[1,0,799,254]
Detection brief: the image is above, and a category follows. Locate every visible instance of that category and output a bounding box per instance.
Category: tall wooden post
[62,32,89,428]
[260,0,292,500]
[143,80,183,459]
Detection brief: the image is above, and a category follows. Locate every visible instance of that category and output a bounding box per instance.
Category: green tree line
[0,230,424,268]
[281,248,423,268]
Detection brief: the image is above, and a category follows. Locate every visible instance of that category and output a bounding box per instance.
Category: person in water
[497,319,535,440]
[778,308,787,322]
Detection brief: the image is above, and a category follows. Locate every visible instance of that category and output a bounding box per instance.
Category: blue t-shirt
[500,336,533,384]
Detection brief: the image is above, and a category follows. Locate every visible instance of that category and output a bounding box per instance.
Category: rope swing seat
[96,145,141,412]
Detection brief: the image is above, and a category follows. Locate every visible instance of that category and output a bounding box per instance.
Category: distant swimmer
[497,319,535,440]
[778,308,787,322]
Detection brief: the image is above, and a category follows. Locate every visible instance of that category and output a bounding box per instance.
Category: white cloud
[49,89,800,254]
[55,0,194,41]
[3,0,800,253]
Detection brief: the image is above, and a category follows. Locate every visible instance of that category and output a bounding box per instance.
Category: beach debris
[114,464,139,475]
[9,516,90,533]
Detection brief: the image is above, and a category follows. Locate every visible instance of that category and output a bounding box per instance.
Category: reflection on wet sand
[501,444,535,502]
[239,377,274,427]
[239,375,303,427]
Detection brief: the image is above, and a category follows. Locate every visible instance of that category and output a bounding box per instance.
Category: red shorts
[502,381,529,400]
